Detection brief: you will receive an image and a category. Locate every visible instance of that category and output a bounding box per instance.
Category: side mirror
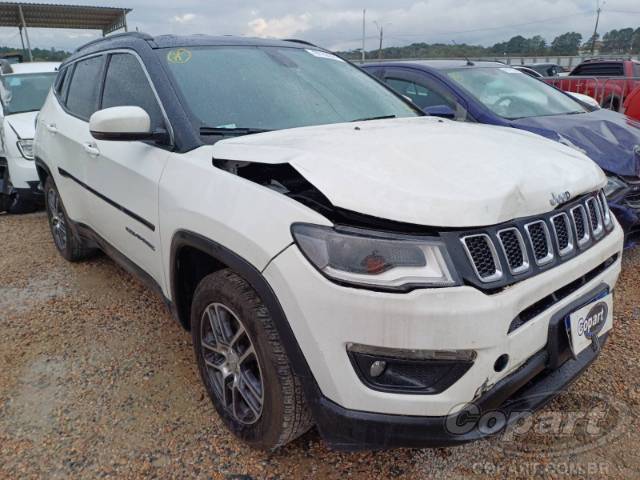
[90,106,165,142]
[423,104,456,119]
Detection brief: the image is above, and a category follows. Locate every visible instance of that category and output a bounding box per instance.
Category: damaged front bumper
[608,182,640,246]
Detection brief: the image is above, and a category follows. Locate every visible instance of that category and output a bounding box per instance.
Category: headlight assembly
[291,223,459,290]
[603,175,627,198]
[16,138,34,160]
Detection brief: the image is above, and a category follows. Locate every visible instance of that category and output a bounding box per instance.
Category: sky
[1,0,640,53]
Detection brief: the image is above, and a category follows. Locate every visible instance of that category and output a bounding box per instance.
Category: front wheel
[191,269,313,449]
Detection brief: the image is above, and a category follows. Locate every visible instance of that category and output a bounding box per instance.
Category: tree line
[0,46,70,62]
[340,27,640,59]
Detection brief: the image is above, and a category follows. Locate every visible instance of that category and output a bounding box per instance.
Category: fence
[546,76,640,112]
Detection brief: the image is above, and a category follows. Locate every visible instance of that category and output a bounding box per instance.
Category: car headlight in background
[16,139,34,160]
[604,175,628,199]
[291,223,459,290]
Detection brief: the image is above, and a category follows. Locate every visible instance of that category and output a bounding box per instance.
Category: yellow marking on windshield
[167,48,192,64]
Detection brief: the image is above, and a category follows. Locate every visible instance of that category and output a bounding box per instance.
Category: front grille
[462,235,501,281]
[458,190,613,287]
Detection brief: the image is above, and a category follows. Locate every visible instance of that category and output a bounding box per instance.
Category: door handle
[45,123,57,134]
[82,142,100,157]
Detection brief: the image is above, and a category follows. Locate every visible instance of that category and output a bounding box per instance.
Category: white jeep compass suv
[34,33,623,450]
[0,61,58,213]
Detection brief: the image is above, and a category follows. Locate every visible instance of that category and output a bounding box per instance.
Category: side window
[634,64,640,78]
[54,67,67,95]
[66,56,104,119]
[385,75,469,120]
[101,53,164,130]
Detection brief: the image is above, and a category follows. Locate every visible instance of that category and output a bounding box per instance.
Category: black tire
[191,269,313,449]
[0,193,10,213]
[44,176,96,262]
[6,190,38,214]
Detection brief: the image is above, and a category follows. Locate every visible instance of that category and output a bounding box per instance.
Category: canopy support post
[18,5,33,62]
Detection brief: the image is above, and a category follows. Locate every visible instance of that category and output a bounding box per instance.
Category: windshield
[445,67,586,119]
[1,72,56,115]
[160,46,417,135]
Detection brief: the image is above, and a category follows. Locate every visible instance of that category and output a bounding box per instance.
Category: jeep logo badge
[550,191,571,207]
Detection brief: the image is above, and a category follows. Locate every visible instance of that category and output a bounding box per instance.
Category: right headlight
[291,223,459,290]
[604,175,628,198]
[16,138,34,160]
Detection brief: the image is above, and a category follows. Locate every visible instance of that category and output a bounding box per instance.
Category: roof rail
[582,56,631,63]
[282,38,319,48]
[75,31,154,53]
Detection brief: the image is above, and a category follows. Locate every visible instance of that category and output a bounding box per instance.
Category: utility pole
[374,21,384,59]
[361,9,366,62]
[591,0,605,55]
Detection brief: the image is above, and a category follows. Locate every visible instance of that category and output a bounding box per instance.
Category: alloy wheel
[200,303,264,424]
[47,188,67,251]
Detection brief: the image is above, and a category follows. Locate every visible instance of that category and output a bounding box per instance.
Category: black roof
[64,32,317,65]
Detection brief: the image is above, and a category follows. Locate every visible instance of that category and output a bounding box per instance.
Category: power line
[389,11,594,38]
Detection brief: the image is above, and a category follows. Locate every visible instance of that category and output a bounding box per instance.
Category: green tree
[550,32,582,55]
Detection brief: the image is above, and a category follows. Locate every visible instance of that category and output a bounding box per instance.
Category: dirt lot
[1,212,639,479]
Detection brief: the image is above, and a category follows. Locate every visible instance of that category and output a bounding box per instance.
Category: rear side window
[572,63,625,77]
[101,53,164,130]
[54,67,67,96]
[66,56,104,119]
[634,64,640,78]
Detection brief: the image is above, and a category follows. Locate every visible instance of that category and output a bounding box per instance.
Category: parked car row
[0,61,59,213]
[1,33,630,451]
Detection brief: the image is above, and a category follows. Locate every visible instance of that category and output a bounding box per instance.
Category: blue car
[362,60,640,245]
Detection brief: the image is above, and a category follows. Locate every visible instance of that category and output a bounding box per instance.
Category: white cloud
[173,13,196,24]
[247,13,312,38]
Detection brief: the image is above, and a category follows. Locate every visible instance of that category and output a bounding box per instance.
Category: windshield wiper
[351,114,397,122]
[200,126,271,137]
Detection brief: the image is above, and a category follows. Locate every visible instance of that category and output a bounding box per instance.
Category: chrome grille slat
[598,191,613,230]
[461,234,503,283]
[570,204,590,247]
[497,228,529,275]
[586,197,604,238]
[525,220,554,266]
[551,213,574,257]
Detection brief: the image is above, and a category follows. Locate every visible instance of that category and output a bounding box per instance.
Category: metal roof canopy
[0,2,131,61]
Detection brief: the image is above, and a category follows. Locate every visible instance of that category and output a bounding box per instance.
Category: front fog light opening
[347,343,476,395]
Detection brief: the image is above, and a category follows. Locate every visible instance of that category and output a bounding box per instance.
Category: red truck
[550,58,640,112]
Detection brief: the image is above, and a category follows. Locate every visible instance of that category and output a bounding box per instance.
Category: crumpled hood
[512,108,640,177]
[5,111,36,139]
[212,117,605,227]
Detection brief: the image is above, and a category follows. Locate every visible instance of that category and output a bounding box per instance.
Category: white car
[34,34,623,450]
[0,61,59,213]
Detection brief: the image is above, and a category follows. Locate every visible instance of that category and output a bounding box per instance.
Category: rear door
[42,55,106,224]
[84,51,170,287]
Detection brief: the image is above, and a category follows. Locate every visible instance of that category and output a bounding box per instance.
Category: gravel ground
[1,212,639,479]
